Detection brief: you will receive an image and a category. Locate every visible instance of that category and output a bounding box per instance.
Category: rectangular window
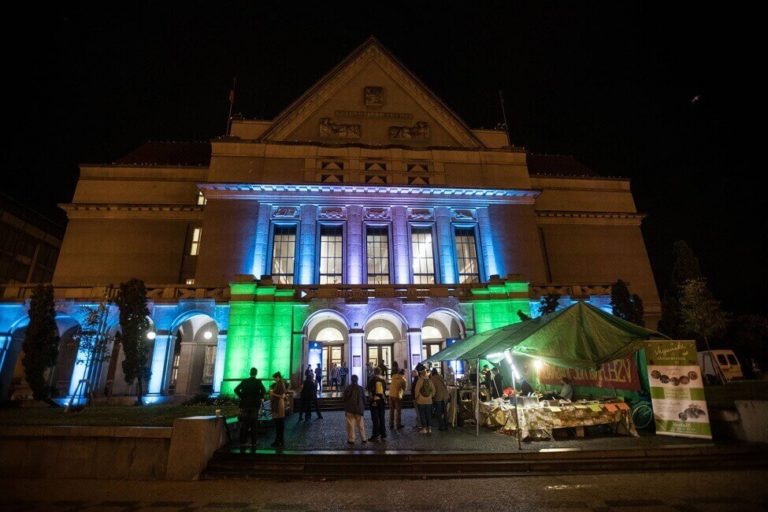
[411,226,435,284]
[190,228,202,256]
[319,225,343,284]
[455,227,480,283]
[366,226,390,284]
[271,225,297,284]
[196,191,207,206]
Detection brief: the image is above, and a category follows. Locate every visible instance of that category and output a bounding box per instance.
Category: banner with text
[538,355,642,391]
[645,340,712,439]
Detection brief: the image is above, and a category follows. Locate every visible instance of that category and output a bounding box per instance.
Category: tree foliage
[610,279,645,326]
[539,294,561,316]
[71,302,113,402]
[115,279,151,405]
[22,284,60,404]
[659,240,703,338]
[679,278,728,351]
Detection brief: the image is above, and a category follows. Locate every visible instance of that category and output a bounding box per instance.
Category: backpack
[419,378,433,397]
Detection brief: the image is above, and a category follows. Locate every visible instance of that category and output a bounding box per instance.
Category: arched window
[316,327,344,342]
[367,326,394,341]
[422,325,443,341]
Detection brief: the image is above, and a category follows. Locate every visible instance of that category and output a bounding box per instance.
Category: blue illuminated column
[407,329,422,371]
[392,206,410,284]
[477,207,500,279]
[251,202,272,279]
[349,329,364,383]
[299,205,318,284]
[213,333,227,394]
[435,207,456,284]
[147,331,170,394]
[347,205,363,284]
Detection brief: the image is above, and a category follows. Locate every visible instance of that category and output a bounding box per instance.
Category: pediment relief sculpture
[389,121,430,141]
[364,86,385,107]
[319,118,361,139]
[408,208,434,221]
[452,209,475,221]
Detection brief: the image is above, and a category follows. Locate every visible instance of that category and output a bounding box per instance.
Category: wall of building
[487,204,548,283]
[53,219,190,285]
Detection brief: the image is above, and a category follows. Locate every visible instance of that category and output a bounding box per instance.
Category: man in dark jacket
[342,374,367,444]
[367,367,387,442]
[234,367,266,445]
[299,375,323,421]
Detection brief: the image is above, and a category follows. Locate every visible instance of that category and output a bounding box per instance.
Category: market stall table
[479,399,638,440]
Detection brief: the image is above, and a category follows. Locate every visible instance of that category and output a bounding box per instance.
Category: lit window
[197,191,207,206]
[411,226,435,284]
[366,226,390,284]
[185,278,195,285]
[271,225,297,284]
[455,227,480,283]
[319,225,343,284]
[190,228,202,256]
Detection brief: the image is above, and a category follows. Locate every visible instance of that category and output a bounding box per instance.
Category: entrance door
[422,342,442,369]
[321,344,343,389]
[367,344,393,380]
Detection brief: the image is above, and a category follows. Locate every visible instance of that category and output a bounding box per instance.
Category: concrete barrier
[0,416,229,480]
[734,400,768,444]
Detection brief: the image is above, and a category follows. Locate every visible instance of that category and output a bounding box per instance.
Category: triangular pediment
[261,38,483,148]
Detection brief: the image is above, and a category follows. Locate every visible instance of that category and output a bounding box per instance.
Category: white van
[698,350,743,383]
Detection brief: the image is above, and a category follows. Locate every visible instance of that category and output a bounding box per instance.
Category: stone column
[477,207,499,280]
[147,332,171,395]
[435,206,456,284]
[298,205,318,284]
[407,328,423,372]
[347,205,363,284]
[174,342,196,395]
[392,206,410,284]
[251,202,271,279]
[212,334,227,394]
[349,329,365,384]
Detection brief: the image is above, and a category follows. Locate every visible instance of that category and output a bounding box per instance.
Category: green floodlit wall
[220,280,302,396]
[470,280,531,334]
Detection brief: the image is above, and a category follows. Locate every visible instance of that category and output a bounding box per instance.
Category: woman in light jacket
[269,371,287,448]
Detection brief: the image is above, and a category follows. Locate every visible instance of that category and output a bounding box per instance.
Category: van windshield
[717,354,728,365]
[727,354,738,365]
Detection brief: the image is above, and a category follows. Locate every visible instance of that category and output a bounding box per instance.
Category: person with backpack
[299,375,323,421]
[366,367,387,442]
[414,368,434,434]
[430,368,449,431]
[234,367,266,446]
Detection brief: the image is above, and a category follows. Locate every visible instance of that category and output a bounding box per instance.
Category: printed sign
[538,355,642,390]
[645,340,712,439]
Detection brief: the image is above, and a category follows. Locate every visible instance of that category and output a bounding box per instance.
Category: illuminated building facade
[0,39,659,400]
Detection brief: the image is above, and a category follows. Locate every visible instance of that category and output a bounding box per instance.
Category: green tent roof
[425,302,668,369]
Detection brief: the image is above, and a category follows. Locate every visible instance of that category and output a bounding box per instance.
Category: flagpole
[226,76,237,135]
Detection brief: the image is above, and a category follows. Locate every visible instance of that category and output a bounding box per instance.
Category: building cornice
[60,204,204,221]
[536,210,645,226]
[198,183,539,206]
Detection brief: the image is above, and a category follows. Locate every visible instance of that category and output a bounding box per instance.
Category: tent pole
[510,353,522,451]
[475,358,480,437]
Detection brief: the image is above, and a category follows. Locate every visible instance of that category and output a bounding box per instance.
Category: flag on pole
[228,88,235,103]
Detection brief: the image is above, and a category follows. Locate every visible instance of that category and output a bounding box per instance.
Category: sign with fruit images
[644,340,712,439]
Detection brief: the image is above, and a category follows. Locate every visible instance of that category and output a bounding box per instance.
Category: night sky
[3,3,763,315]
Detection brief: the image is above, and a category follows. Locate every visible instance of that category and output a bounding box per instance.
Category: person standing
[338,362,349,390]
[430,368,449,431]
[299,375,323,421]
[366,361,374,384]
[343,374,367,445]
[314,363,323,394]
[234,367,266,446]
[491,367,504,399]
[389,368,407,429]
[330,363,339,391]
[367,367,387,442]
[304,364,313,380]
[414,368,434,433]
[411,368,422,430]
[269,371,287,448]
